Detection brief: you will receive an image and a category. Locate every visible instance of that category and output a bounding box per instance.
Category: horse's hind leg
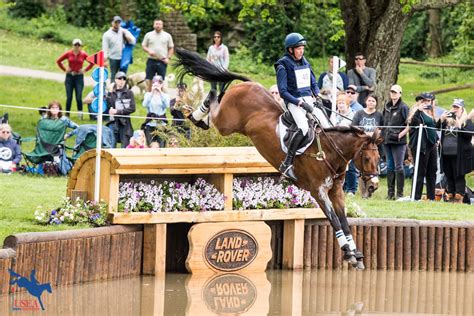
[329,182,365,270]
[312,178,357,267]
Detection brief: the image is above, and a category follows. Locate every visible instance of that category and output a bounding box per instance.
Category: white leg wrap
[346,235,357,251]
[335,230,348,248]
[191,104,209,121]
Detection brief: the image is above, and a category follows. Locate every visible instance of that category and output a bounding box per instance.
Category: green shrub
[7,0,45,19]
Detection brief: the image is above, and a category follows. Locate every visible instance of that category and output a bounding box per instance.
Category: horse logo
[9,269,52,311]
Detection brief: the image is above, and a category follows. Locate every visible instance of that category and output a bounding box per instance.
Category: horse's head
[354,129,383,198]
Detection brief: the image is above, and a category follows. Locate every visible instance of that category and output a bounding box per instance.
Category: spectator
[102,16,136,82]
[330,94,353,127]
[407,93,439,201]
[317,57,348,91]
[83,90,97,120]
[46,101,79,140]
[126,130,147,149]
[0,123,21,173]
[345,85,364,111]
[142,75,170,147]
[382,84,409,200]
[142,19,174,92]
[438,99,474,203]
[352,93,383,136]
[347,53,376,105]
[170,82,191,139]
[269,84,286,112]
[106,72,136,148]
[207,31,230,94]
[56,39,94,118]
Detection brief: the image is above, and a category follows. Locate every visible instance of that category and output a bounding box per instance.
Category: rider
[275,32,328,182]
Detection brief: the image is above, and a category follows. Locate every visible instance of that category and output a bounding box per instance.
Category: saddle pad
[276,116,314,155]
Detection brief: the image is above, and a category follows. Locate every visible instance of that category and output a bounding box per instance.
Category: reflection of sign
[9,269,52,311]
[205,230,257,272]
[203,274,256,314]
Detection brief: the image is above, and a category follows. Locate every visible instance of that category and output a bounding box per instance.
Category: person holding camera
[142,75,170,147]
[382,85,409,200]
[438,99,474,203]
[407,93,439,200]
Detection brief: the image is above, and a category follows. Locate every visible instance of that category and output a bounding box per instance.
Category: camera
[446,112,456,119]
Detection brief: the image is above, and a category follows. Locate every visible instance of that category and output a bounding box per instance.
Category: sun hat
[72,38,82,46]
[390,84,402,94]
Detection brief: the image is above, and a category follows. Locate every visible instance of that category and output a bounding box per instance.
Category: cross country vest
[274,54,313,102]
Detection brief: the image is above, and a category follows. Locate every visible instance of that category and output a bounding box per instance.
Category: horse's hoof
[355,260,365,270]
[345,255,358,266]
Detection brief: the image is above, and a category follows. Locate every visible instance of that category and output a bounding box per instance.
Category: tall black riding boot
[279,130,305,182]
[396,170,405,199]
[386,171,395,200]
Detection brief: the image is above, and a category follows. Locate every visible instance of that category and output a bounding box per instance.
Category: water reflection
[1,269,473,315]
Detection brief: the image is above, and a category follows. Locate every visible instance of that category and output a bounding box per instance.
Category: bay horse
[175,48,382,269]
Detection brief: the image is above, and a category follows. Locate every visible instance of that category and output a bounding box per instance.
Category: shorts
[146,58,167,80]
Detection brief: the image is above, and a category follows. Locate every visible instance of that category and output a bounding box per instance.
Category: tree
[339,0,460,107]
[428,9,442,57]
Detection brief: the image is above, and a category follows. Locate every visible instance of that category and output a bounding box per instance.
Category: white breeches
[287,97,331,136]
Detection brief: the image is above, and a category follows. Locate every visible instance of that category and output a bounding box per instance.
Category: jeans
[65,73,84,114]
[109,59,122,81]
[384,144,406,172]
[343,160,359,193]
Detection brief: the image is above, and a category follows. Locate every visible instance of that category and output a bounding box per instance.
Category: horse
[174,48,382,269]
[9,269,52,310]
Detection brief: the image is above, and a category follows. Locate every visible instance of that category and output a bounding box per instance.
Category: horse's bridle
[355,142,379,182]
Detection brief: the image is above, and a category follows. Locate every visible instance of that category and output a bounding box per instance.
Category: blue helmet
[284,33,306,49]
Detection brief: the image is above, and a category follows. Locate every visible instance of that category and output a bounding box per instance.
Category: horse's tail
[174,48,250,94]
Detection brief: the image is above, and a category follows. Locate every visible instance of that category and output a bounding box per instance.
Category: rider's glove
[300,102,313,113]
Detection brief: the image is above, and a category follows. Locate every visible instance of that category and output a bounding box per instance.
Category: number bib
[294,66,311,90]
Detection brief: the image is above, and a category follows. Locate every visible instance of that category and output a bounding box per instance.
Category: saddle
[277,111,315,155]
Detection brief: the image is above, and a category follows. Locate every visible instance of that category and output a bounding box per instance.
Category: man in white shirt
[102,16,136,81]
[142,19,174,92]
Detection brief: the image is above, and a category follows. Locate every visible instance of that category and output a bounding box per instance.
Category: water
[1,269,473,315]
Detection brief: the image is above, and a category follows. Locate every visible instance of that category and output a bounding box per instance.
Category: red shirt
[56,50,94,73]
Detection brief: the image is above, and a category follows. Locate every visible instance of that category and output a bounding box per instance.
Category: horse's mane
[174,48,250,93]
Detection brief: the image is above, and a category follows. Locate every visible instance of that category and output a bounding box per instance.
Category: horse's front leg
[311,177,357,267]
[328,179,365,270]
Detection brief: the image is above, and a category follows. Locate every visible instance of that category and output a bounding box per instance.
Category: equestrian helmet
[285,33,306,49]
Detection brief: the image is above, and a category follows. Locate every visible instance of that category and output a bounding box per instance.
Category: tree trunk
[428,9,442,58]
[340,0,460,108]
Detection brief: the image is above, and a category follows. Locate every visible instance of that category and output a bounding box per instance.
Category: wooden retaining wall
[303,218,474,271]
[1,225,143,294]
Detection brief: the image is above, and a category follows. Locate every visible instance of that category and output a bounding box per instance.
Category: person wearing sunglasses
[207,31,230,94]
[345,85,364,112]
[382,84,410,200]
[106,71,136,148]
[56,38,94,119]
[0,123,21,173]
[347,53,376,105]
[438,99,474,203]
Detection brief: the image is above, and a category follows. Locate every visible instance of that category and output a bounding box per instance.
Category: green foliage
[401,12,428,59]
[129,0,160,42]
[64,0,120,28]
[451,1,474,64]
[7,0,45,19]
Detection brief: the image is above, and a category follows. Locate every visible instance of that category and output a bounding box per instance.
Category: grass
[0,14,473,243]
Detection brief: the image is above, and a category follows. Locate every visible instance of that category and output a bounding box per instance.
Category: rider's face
[292,46,305,60]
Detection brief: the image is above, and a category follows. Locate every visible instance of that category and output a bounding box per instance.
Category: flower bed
[35,198,108,226]
[117,177,318,213]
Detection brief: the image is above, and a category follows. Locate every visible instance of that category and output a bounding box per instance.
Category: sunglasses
[116,77,126,81]
[355,57,365,60]
[346,91,356,95]
[74,43,81,46]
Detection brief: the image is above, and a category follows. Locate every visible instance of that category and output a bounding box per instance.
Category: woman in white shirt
[207,31,229,94]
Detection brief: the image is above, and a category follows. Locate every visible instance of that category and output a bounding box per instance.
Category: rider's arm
[275,65,301,106]
[310,69,320,96]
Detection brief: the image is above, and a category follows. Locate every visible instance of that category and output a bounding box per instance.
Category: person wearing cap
[102,15,136,82]
[274,32,328,182]
[347,52,376,105]
[382,84,409,200]
[345,85,364,112]
[438,98,474,203]
[56,38,94,118]
[207,31,230,94]
[106,71,136,148]
[407,93,439,200]
[317,57,348,92]
[142,19,174,92]
[141,75,170,147]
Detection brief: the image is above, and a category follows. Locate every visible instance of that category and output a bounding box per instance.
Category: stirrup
[279,163,297,182]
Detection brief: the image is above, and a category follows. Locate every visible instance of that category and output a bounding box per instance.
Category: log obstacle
[67,147,325,275]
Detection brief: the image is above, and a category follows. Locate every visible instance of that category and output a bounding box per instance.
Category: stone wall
[163,11,197,52]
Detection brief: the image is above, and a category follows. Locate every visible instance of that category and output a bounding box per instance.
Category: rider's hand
[299,101,313,113]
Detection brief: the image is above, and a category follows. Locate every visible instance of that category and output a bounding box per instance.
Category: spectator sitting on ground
[46,100,79,140]
[0,123,21,173]
[317,57,348,91]
[126,130,147,149]
[38,106,48,119]
[269,84,286,112]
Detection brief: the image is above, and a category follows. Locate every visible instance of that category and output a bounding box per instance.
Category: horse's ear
[372,129,384,145]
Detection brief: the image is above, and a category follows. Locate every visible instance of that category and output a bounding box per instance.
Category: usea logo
[205,230,258,272]
[203,274,256,314]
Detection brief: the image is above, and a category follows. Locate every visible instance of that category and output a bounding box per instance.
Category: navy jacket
[0,138,21,164]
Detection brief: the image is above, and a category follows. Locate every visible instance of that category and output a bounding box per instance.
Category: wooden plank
[318,225,327,269]
[403,227,411,270]
[411,227,420,270]
[303,225,312,268]
[394,226,403,270]
[434,227,444,271]
[442,227,451,271]
[450,228,459,271]
[114,167,277,175]
[326,226,334,269]
[111,208,325,224]
[387,226,396,270]
[370,226,378,269]
[107,175,120,212]
[143,224,167,275]
[420,226,428,270]
[208,173,233,211]
[377,226,387,269]
[458,228,466,271]
[427,227,436,271]
[467,227,474,272]
[0,258,12,295]
[363,226,371,269]
[311,225,319,268]
[282,219,305,269]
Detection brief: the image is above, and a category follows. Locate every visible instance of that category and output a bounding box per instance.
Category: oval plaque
[203,274,256,314]
[204,230,258,272]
